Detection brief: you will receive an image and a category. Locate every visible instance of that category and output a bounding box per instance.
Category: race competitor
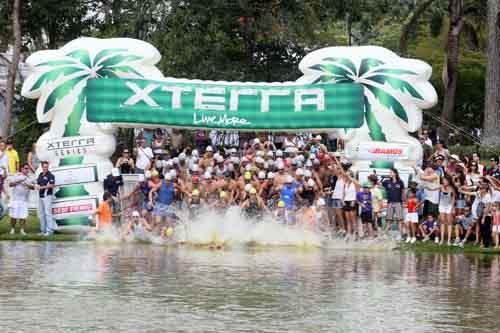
[123,210,153,240]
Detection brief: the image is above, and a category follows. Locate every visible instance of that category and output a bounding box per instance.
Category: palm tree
[302,47,436,168]
[21,38,160,225]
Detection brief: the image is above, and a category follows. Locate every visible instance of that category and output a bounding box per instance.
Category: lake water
[0,242,498,332]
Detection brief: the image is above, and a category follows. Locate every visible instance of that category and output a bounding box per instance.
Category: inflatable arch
[21,37,437,229]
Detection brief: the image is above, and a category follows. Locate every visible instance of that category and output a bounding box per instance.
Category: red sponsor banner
[52,204,93,215]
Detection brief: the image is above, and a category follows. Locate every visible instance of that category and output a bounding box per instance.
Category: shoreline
[2,215,500,254]
[2,233,500,255]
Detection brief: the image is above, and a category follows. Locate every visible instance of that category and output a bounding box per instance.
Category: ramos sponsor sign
[349,142,410,161]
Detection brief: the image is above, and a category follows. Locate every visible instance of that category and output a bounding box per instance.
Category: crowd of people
[95,128,500,248]
[1,127,500,248]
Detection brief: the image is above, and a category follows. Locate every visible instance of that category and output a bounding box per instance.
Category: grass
[0,212,80,241]
[397,242,500,255]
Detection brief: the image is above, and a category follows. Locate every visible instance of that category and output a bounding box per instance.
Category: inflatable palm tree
[298,46,437,169]
[21,37,163,226]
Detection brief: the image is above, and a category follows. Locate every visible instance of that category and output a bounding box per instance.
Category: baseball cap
[206,146,213,152]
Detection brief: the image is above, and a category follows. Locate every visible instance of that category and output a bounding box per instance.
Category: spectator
[488,156,500,178]
[170,129,184,156]
[134,138,153,174]
[472,152,486,175]
[0,166,8,218]
[8,163,35,235]
[27,143,40,174]
[36,161,56,236]
[115,149,135,174]
[0,141,8,174]
[5,139,20,175]
[382,168,405,238]
[152,129,167,158]
[103,168,124,223]
[421,129,433,147]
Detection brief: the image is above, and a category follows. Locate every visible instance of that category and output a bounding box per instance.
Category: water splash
[175,206,323,248]
[88,206,398,251]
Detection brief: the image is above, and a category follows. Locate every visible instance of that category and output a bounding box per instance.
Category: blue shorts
[331,199,343,209]
[456,199,466,209]
[143,201,153,212]
[153,202,175,218]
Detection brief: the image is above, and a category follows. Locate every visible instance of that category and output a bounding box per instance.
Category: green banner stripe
[86,78,364,130]
[56,216,92,226]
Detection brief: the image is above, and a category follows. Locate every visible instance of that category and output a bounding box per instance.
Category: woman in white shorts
[438,175,456,246]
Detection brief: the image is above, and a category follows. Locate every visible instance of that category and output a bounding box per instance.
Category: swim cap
[258,171,266,179]
[164,227,174,237]
[244,184,253,192]
[192,189,200,196]
[249,187,257,194]
[219,190,228,199]
[151,170,159,177]
[278,200,285,208]
[244,171,252,180]
[307,178,315,187]
[132,210,140,217]
[285,175,294,183]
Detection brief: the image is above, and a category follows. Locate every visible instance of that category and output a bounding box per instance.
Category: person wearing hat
[199,146,214,169]
[122,173,153,222]
[149,172,178,231]
[103,167,124,224]
[446,154,460,175]
[215,190,230,210]
[356,181,374,238]
[431,155,445,177]
[274,200,287,224]
[116,148,135,174]
[123,210,152,239]
[278,175,299,224]
[240,187,266,220]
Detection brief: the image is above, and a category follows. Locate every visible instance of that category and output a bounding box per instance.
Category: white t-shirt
[420,174,440,204]
[0,151,9,175]
[332,177,344,200]
[472,192,491,219]
[10,174,31,202]
[343,182,357,201]
[136,147,153,170]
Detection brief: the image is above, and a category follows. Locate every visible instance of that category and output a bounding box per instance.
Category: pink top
[493,207,500,226]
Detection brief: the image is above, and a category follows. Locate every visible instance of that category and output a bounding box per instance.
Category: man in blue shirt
[103,168,124,224]
[37,161,56,235]
[381,168,405,236]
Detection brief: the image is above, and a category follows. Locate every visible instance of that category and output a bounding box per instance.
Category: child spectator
[405,189,419,244]
[492,202,500,248]
[419,214,440,243]
[454,206,474,247]
[93,192,113,232]
[356,182,374,238]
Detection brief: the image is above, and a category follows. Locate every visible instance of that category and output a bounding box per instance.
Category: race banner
[86,78,365,130]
